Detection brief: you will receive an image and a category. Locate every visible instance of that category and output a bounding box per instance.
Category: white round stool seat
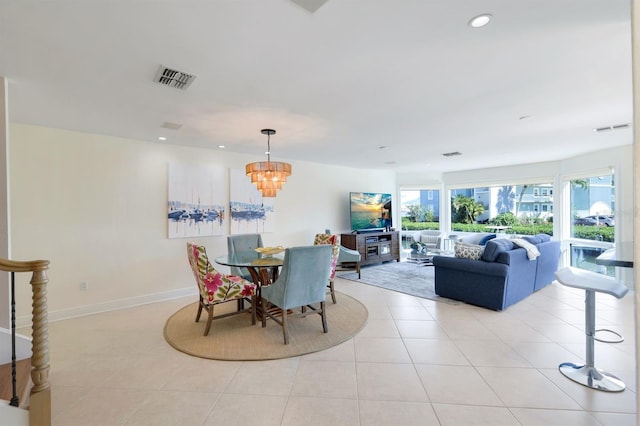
[554,267,628,392]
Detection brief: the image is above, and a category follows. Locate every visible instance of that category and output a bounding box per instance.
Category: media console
[341,231,400,268]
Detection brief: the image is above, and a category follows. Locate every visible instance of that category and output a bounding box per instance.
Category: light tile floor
[41,275,637,425]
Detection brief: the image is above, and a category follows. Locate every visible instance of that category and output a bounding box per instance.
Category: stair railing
[1,258,50,426]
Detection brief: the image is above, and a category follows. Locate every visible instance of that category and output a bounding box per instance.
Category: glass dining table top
[214,250,285,268]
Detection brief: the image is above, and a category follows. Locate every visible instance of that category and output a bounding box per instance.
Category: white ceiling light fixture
[469,14,492,28]
[290,0,329,13]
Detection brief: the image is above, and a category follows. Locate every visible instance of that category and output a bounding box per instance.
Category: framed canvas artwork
[229,168,275,234]
[167,163,226,238]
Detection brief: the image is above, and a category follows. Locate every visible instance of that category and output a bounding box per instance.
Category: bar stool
[554,267,628,392]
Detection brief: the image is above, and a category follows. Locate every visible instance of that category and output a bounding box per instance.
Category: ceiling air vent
[594,123,630,132]
[442,151,462,157]
[162,121,183,130]
[154,65,196,90]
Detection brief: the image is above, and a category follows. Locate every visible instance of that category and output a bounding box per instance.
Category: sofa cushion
[478,234,496,246]
[481,239,515,262]
[522,234,551,245]
[459,233,493,245]
[454,242,484,260]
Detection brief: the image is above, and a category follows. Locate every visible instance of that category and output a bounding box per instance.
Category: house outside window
[447,183,552,234]
[401,189,440,233]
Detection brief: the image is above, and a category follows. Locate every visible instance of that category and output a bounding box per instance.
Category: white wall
[8,124,395,325]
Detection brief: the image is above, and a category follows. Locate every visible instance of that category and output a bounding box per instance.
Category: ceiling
[0,0,633,175]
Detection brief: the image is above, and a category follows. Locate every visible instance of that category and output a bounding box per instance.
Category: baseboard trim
[16,287,198,327]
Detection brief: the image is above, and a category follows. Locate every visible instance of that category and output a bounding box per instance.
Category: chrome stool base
[559,362,625,392]
[594,328,624,344]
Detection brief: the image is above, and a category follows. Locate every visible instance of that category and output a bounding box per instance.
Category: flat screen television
[350,192,392,232]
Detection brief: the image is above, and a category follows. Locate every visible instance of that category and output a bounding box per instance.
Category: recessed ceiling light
[218,145,225,149]
[469,14,492,28]
[158,136,167,141]
[379,146,388,150]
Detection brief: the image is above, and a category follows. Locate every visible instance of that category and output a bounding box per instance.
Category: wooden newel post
[28,262,51,426]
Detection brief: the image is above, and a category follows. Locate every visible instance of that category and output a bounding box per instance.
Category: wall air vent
[442,151,462,157]
[154,65,196,90]
[594,123,630,132]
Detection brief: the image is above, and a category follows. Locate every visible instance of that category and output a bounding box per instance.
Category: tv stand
[341,231,400,268]
[355,228,384,234]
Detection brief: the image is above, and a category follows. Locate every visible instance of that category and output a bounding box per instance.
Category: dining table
[214,250,285,287]
[214,249,285,319]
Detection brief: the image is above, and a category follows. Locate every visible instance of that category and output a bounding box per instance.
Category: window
[542,205,548,212]
[448,183,553,235]
[570,174,614,241]
[401,189,440,232]
[568,173,615,275]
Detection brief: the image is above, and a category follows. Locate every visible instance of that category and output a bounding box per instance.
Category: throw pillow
[523,234,551,245]
[454,242,484,260]
[478,234,496,246]
[481,239,515,262]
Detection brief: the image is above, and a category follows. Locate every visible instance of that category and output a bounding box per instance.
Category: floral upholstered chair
[313,233,340,303]
[186,242,257,336]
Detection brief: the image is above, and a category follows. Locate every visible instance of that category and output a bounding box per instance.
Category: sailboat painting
[229,168,275,234]
[167,163,226,238]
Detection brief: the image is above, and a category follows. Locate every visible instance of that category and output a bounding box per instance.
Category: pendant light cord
[267,132,271,162]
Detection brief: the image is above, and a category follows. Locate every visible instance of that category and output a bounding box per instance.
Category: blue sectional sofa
[433,234,561,310]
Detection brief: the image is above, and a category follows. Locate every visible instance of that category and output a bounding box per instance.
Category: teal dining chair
[260,245,332,344]
[227,233,264,280]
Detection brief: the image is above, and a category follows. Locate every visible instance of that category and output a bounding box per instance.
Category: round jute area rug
[163,292,368,361]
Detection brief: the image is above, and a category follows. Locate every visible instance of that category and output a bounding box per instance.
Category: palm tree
[452,194,485,224]
[571,179,589,190]
[495,185,515,214]
[515,184,529,218]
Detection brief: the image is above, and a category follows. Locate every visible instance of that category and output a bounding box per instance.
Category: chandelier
[245,129,292,197]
